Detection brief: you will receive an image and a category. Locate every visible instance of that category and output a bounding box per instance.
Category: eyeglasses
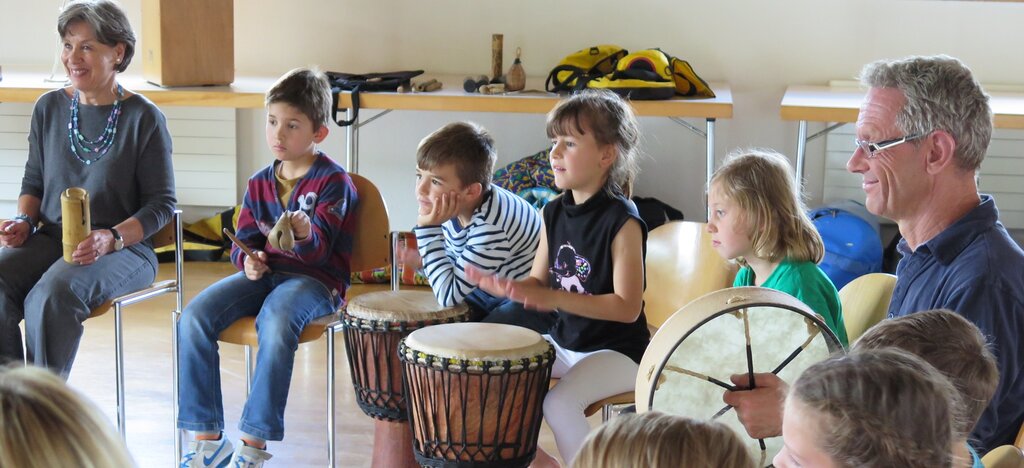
[854,133,927,159]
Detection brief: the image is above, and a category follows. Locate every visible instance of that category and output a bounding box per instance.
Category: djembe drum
[635,287,844,467]
[400,322,554,468]
[343,290,468,420]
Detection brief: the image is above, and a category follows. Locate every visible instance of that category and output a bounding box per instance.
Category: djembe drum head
[343,290,467,420]
[401,322,554,468]
[636,287,844,467]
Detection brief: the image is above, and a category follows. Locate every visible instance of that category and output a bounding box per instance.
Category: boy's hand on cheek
[416,192,460,227]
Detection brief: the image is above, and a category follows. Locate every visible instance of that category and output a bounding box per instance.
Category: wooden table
[1,70,733,193]
[780,85,1024,185]
[0,70,273,108]
[333,75,733,193]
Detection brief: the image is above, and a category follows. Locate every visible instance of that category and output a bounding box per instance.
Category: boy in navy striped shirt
[411,122,549,332]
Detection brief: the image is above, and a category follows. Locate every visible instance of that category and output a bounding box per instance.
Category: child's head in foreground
[571,410,755,468]
[775,348,958,468]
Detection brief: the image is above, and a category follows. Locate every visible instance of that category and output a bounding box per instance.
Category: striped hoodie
[414,185,541,307]
[231,152,358,298]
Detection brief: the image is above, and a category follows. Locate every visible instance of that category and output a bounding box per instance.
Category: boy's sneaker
[229,442,273,468]
[180,437,234,468]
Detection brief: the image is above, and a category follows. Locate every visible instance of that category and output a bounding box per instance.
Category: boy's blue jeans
[176,271,339,441]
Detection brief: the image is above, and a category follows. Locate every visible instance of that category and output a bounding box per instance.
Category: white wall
[4,0,1024,230]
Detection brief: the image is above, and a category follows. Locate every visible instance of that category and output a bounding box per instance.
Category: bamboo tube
[61,187,90,263]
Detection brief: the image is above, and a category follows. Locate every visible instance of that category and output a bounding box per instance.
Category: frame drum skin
[636,287,843,466]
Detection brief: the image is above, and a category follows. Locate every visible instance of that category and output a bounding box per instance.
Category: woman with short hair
[0,0,175,377]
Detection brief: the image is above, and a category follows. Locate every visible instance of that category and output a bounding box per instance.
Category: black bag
[325,70,423,127]
[631,196,684,230]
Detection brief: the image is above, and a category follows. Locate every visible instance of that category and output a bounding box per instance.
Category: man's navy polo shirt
[888,194,1024,453]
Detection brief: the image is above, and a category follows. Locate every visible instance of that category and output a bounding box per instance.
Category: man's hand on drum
[416,191,460,228]
[722,372,787,439]
[0,220,30,248]
[71,229,115,265]
[244,250,271,281]
[287,210,312,241]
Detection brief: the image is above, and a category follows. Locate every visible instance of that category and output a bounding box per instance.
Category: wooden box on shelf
[142,0,234,87]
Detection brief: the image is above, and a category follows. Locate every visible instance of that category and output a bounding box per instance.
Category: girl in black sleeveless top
[470,90,649,466]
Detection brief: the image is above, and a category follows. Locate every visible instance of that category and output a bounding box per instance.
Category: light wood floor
[67,261,574,467]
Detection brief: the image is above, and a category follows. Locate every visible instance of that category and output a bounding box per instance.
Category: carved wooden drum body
[401,322,554,468]
[343,290,468,421]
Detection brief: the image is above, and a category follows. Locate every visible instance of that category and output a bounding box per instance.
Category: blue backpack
[809,205,883,290]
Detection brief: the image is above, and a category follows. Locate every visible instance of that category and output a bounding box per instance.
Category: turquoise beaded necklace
[67,83,123,165]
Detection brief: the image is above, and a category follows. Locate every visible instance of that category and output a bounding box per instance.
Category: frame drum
[401,322,554,468]
[636,287,844,466]
[343,290,468,421]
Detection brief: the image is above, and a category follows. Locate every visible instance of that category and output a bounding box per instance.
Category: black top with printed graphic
[544,189,650,363]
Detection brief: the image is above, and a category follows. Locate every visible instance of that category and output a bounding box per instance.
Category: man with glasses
[723,55,1023,457]
[846,55,1023,454]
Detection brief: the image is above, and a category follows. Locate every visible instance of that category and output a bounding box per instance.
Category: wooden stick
[223,228,259,262]
[662,365,736,391]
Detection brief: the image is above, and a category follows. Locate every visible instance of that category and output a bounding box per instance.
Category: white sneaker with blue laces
[180,437,234,468]
[229,441,272,468]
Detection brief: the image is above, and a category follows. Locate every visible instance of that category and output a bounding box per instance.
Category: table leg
[706,118,716,216]
[345,108,358,173]
[795,120,809,190]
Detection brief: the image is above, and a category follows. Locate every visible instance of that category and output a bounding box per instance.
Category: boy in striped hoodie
[411,122,549,332]
[177,68,358,468]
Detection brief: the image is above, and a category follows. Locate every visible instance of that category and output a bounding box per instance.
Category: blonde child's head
[777,349,958,468]
[0,365,136,468]
[708,148,823,266]
[546,89,641,196]
[855,309,998,439]
[571,411,755,468]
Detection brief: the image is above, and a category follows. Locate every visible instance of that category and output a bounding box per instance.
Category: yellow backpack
[581,48,716,99]
[545,45,628,93]
[585,48,715,100]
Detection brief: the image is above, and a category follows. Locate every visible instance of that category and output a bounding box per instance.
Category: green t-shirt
[734,258,848,347]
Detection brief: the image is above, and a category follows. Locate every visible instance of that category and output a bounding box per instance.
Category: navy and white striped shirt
[414,185,541,307]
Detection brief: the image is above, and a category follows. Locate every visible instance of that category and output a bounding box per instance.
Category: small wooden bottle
[506,48,526,92]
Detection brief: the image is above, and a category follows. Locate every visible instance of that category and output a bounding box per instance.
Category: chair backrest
[643,221,737,329]
[838,272,897,342]
[982,445,1024,468]
[348,173,391,273]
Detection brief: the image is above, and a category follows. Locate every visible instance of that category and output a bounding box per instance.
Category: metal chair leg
[115,302,126,440]
[172,210,185,462]
[327,327,336,468]
[244,344,253,398]
[172,308,182,461]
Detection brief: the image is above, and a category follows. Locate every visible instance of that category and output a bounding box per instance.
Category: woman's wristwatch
[12,213,36,234]
[109,227,124,251]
